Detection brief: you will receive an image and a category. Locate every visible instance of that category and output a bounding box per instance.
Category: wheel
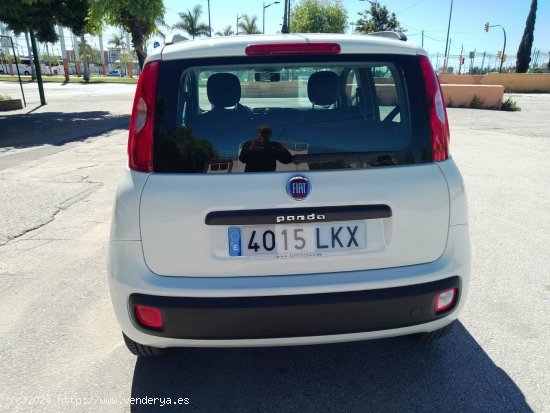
[0,70,4,75]
[123,332,164,357]
[24,71,30,75]
[411,321,454,342]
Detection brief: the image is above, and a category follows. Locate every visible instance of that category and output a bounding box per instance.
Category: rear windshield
[153,54,430,173]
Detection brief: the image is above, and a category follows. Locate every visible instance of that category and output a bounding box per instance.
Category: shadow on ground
[130,322,532,412]
[0,111,130,149]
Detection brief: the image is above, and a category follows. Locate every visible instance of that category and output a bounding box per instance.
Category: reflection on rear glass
[153,62,428,173]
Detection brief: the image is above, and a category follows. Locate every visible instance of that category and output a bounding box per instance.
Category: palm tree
[174,5,210,39]
[155,17,170,39]
[78,42,100,65]
[238,14,261,34]
[109,34,125,49]
[215,25,235,36]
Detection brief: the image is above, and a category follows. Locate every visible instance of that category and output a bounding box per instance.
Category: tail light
[435,288,457,313]
[135,305,163,329]
[128,60,160,172]
[418,55,450,162]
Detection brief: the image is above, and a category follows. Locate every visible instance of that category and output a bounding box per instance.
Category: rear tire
[411,321,454,342]
[123,333,164,357]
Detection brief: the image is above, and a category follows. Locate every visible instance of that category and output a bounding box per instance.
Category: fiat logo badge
[287,176,311,201]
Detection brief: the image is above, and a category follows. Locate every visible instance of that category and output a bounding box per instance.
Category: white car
[4,59,33,75]
[109,33,470,356]
[4,59,41,76]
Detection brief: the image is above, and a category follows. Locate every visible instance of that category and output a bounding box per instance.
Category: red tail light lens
[435,288,457,313]
[128,61,160,172]
[245,42,341,55]
[135,305,163,329]
[417,55,450,162]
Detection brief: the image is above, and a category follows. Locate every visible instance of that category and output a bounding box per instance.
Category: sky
[156,0,550,68]
[2,0,548,70]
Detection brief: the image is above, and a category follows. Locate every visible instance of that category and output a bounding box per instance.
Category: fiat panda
[108,33,470,356]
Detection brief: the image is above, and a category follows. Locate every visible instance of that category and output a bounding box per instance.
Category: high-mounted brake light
[417,55,450,162]
[245,42,341,56]
[128,60,160,172]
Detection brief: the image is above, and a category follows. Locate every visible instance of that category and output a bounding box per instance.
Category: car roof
[149,33,424,64]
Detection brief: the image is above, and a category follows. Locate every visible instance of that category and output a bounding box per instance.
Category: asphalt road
[0,84,548,412]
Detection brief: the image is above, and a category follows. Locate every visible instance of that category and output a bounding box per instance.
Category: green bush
[0,94,12,101]
[469,95,485,109]
[501,97,521,111]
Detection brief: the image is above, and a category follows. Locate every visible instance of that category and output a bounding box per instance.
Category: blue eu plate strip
[228,227,241,256]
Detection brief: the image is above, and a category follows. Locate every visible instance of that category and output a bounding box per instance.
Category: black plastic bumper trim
[205,204,392,226]
[129,276,460,340]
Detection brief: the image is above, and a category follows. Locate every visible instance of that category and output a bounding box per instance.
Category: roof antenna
[281,0,290,33]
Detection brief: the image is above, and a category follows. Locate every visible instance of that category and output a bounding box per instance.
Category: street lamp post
[0,34,26,106]
[485,23,506,73]
[443,0,454,74]
[281,0,291,33]
[263,1,280,34]
[236,14,242,35]
[208,0,212,37]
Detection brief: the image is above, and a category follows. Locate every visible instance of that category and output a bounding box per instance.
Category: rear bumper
[108,225,470,347]
[129,276,460,340]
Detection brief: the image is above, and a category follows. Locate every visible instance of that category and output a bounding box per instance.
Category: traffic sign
[153,41,160,48]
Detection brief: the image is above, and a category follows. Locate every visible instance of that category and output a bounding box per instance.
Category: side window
[373,66,400,123]
[197,71,211,111]
[179,71,198,125]
[345,69,359,107]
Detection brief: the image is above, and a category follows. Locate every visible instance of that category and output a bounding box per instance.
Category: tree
[0,0,99,83]
[355,2,404,34]
[109,34,126,49]
[516,0,537,73]
[290,0,348,34]
[0,0,97,42]
[62,6,104,81]
[215,26,234,36]
[78,43,101,65]
[155,17,170,39]
[98,0,164,70]
[119,49,137,73]
[174,5,210,39]
[238,14,261,34]
[0,1,60,43]
[59,1,103,82]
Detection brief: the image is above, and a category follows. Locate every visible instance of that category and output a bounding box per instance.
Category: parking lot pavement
[0,90,548,412]
[0,82,134,157]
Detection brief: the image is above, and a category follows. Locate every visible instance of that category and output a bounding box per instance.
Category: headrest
[307,71,339,106]
[207,73,241,108]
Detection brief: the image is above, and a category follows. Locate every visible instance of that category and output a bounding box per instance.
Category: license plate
[228,222,366,258]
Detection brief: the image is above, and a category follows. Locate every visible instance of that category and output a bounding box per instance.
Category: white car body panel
[145,33,422,65]
[436,156,468,226]
[110,168,149,241]
[139,164,450,277]
[108,225,470,347]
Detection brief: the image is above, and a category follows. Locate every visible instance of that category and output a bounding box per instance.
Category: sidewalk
[0,81,134,152]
